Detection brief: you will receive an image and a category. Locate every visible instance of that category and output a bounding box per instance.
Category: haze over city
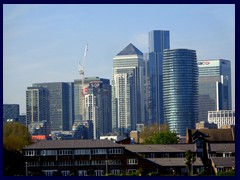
[3,4,235,113]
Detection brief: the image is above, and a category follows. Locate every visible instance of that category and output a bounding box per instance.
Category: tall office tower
[26,87,50,135]
[74,77,111,139]
[3,104,20,122]
[163,49,198,136]
[145,30,170,126]
[33,82,74,131]
[198,59,232,122]
[112,43,145,135]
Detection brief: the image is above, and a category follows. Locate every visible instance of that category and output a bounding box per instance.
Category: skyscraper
[26,86,50,136]
[112,43,145,135]
[198,59,232,122]
[74,77,111,139]
[163,49,198,136]
[145,30,170,125]
[33,82,74,131]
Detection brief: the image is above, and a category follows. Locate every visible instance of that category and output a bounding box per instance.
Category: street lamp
[191,158,193,176]
[105,160,108,175]
[25,162,28,176]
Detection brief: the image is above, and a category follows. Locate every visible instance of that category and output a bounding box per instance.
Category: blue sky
[3,4,235,113]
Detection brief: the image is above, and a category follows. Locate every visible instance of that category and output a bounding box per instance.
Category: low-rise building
[23,139,159,176]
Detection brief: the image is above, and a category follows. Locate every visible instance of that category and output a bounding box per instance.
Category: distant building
[129,131,140,144]
[19,113,26,126]
[195,121,218,129]
[50,131,74,140]
[72,120,93,139]
[208,110,235,129]
[74,77,111,139]
[145,30,170,125]
[163,49,198,136]
[3,104,19,123]
[198,59,232,122]
[26,86,50,136]
[33,82,74,131]
[100,135,125,142]
[112,43,145,135]
[136,123,145,132]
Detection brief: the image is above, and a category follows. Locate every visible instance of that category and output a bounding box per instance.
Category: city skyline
[3,4,235,113]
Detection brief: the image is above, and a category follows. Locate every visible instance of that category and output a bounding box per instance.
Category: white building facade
[208,110,235,128]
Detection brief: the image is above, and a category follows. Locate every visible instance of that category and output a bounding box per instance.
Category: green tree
[143,130,179,144]
[140,124,179,144]
[3,122,32,176]
[184,150,196,176]
[3,122,32,152]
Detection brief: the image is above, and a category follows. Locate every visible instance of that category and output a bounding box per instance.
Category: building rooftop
[208,143,235,153]
[116,43,143,56]
[147,157,203,166]
[24,139,123,149]
[211,157,235,168]
[187,128,235,143]
[124,144,196,153]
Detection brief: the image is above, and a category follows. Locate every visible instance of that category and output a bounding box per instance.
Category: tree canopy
[140,124,179,144]
[3,122,32,152]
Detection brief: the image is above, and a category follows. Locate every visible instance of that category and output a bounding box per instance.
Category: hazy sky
[3,4,235,113]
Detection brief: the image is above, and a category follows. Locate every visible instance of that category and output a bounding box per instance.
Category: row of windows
[27,159,123,167]
[25,148,124,156]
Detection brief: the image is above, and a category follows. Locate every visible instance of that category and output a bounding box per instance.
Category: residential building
[198,59,232,122]
[208,110,235,128]
[145,30,170,125]
[211,157,235,175]
[74,77,111,139]
[124,144,204,175]
[207,143,235,158]
[112,43,145,135]
[186,128,235,175]
[3,104,19,122]
[163,49,198,136]
[23,139,159,176]
[33,82,74,131]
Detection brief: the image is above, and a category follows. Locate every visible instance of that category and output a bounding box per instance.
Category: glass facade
[145,30,170,125]
[112,43,145,135]
[163,49,198,136]
[26,87,50,136]
[3,104,20,122]
[198,59,232,122]
[33,82,74,131]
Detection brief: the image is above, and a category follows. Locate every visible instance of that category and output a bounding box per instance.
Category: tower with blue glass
[145,30,170,126]
[163,49,198,136]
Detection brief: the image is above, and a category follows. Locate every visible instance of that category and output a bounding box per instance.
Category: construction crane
[78,44,88,122]
[78,44,88,90]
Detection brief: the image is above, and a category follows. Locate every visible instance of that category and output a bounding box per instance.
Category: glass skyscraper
[198,59,232,122]
[163,49,198,136]
[74,77,111,139]
[112,43,145,135]
[145,30,170,125]
[33,82,74,131]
